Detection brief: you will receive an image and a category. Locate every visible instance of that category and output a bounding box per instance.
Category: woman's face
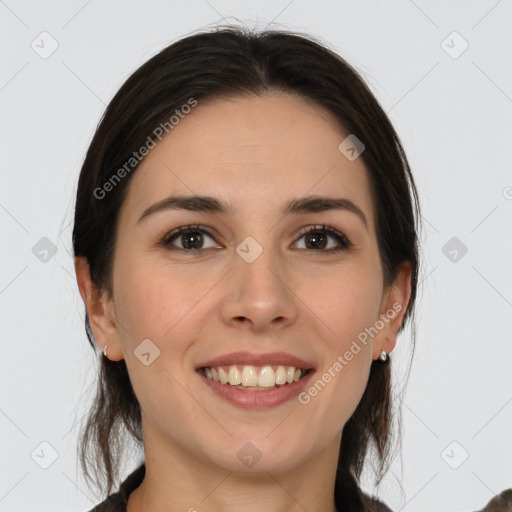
[81,93,410,475]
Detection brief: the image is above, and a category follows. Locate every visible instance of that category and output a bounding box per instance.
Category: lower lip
[197,369,315,410]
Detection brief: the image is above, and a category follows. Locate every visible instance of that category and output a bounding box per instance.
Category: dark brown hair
[73,24,421,511]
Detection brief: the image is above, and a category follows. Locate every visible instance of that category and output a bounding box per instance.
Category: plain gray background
[1,1,511,511]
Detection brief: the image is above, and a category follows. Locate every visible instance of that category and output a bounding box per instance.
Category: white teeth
[241,366,258,386]
[218,368,229,384]
[275,365,287,385]
[228,365,241,385]
[201,364,308,388]
[257,366,275,388]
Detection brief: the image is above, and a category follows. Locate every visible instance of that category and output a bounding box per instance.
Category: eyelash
[161,223,352,254]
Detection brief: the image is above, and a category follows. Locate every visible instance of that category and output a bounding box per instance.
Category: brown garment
[476,489,512,511]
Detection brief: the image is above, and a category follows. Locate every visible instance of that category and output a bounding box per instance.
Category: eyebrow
[137,194,368,229]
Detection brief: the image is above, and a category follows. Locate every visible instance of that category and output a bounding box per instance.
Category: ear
[74,256,124,361]
[372,261,413,360]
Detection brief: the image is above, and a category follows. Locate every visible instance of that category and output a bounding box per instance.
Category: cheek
[321,264,382,424]
[112,262,200,407]
[114,257,195,342]
[310,264,383,350]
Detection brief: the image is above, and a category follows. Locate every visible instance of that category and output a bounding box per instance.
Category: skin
[75,93,412,512]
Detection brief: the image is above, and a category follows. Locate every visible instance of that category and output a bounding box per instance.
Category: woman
[72,25,510,512]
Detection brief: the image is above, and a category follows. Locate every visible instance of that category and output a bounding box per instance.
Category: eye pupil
[306,232,327,249]
[182,232,202,249]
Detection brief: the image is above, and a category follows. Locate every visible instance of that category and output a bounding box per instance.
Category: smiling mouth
[197,364,312,390]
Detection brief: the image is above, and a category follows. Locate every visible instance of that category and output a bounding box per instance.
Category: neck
[127,418,341,512]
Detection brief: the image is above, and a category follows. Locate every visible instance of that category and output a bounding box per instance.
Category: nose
[220,243,299,332]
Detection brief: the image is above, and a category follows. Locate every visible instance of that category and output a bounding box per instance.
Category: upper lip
[195,351,315,370]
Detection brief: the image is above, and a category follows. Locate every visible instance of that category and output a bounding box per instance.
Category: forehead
[119,93,375,230]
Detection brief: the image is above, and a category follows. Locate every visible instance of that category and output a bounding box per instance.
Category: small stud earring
[379,348,387,362]
[103,345,108,357]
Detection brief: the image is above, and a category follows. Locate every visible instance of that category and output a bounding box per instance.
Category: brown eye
[295,225,351,253]
[163,225,219,251]
[178,231,204,249]
[161,224,351,254]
